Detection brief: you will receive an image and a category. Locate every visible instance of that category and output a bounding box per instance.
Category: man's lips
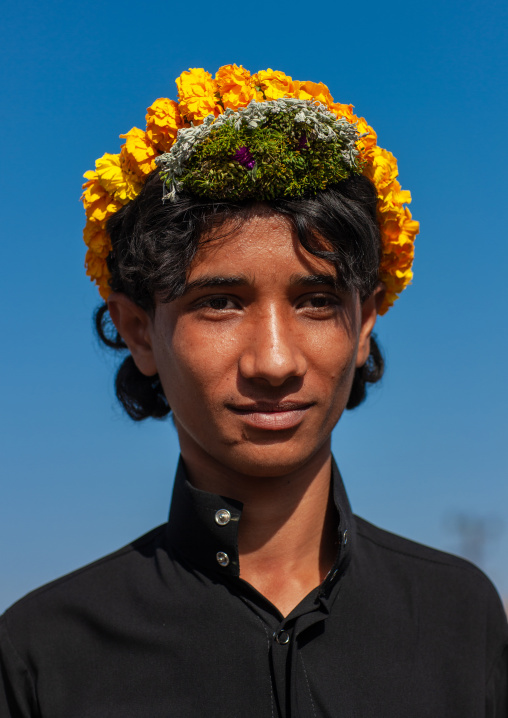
[227,401,314,430]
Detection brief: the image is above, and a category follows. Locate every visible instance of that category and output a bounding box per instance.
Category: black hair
[95,170,384,420]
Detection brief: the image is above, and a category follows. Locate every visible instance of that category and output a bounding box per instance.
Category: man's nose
[238,308,307,386]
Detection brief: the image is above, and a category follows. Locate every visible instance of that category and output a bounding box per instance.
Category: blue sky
[1,0,507,611]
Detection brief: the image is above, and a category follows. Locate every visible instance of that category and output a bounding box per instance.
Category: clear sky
[1,0,507,612]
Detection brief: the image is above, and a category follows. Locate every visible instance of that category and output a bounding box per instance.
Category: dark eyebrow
[181,272,342,296]
[181,275,250,295]
[289,273,341,290]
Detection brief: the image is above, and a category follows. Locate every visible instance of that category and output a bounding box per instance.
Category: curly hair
[95,171,384,420]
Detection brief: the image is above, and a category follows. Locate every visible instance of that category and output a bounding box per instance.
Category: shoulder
[355,514,498,578]
[354,514,504,596]
[353,515,508,657]
[1,524,168,643]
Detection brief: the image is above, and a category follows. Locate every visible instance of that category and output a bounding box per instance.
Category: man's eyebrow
[181,273,343,295]
[289,273,341,289]
[181,275,250,294]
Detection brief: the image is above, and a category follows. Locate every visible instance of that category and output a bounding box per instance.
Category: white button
[215,509,231,526]
[343,529,348,545]
[216,551,230,567]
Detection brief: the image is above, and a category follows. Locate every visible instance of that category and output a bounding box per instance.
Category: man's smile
[226,401,315,431]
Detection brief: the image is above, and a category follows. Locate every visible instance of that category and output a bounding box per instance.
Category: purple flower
[233,146,256,170]
[298,133,308,150]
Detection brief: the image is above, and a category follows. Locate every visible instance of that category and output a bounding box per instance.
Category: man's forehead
[190,214,339,277]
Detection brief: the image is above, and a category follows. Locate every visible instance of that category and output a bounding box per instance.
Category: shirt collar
[165,455,354,590]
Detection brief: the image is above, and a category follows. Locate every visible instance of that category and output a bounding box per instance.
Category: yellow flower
[293,79,334,107]
[97,280,112,300]
[377,204,419,314]
[363,146,399,190]
[85,248,112,300]
[392,187,412,206]
[382,218,414,251]
[85,247,106,277]
[215,64,257,110]
[176,68,220,123]
[387,210,418,262]
[355,117,377,161]
[81,171,124,224]
[81,171,106,209]
[379,267,414,315]
[359,143,419,313]
[119,127,158,179]
[330,102,356,124]
[401,207,420,241]
[83,223,112,258]
[252,69,294,100]
[330,105,376,161]
[146,98,185,152]
[87,196,123,225]
[94,153,141,202]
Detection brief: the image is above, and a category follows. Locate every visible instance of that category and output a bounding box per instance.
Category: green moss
[172,107,362,200]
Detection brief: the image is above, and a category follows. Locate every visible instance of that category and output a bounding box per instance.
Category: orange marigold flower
[361,142,419,313]
[97,279,112,300]
[330,105,377,161]
[94,152,141,202]
[378,265,413,313]
[378,291,396,315]
[86,195,124,225]
[364,146,399,190]
[119,127,158,180]
[83,223,112,259]
[215,64,257,110]
[381,218,415,249]
[330,102,356,124]
[81,171,107,209]
[293,80,334,108]
[385,211,418,259]
[146,98,185,152]
[85,247,112,300]
[400,207,420,239]
[392,187,412,206]
[376,181,413,221]
[355,117,377,161]
[85,248,107,277]
[176,68,220,123]
[81,171,124,225]
[252,69,294,101]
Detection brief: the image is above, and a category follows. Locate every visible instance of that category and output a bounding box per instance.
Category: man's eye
[309,296,331,308]
[202,297,235,311]
[300,294,339,309]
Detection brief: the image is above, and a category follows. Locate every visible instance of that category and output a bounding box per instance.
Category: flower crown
[156,98,363,201]
[81,65,419,314]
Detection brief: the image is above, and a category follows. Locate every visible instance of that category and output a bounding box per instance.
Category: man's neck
[180,442,338,616]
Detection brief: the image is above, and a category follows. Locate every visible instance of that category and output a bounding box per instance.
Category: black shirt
[1,458,507,717]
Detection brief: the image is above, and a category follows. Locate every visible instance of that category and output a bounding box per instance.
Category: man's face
[139,209,378,478]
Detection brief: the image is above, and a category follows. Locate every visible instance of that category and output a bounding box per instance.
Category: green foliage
[176,109,362,200]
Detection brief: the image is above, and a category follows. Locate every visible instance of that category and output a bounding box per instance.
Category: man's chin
[209,439,332,480]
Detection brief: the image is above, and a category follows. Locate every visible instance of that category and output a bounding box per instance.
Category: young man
[1,67,507,717]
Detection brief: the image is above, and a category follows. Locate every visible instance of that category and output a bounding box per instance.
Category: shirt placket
[269,622,292,718]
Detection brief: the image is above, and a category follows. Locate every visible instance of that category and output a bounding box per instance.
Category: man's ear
[355,283,385,368]
[107,293,158,377]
